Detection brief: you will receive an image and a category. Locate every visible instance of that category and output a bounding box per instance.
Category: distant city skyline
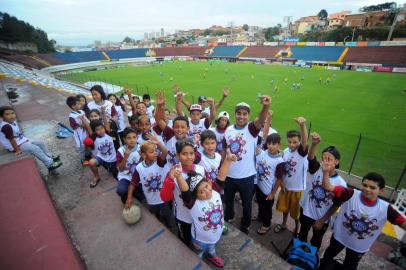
[2,0,405,46]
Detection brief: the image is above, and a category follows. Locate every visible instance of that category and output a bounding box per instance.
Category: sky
[1,0,405,46]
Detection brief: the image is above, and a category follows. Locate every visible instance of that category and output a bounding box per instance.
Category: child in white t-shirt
[125,140,172,227]
[198,130,222,182]
[115,127,141,204]
[275,117,308,235]
[298,132,347,249]
[255,133,284,235]
[173,153,236,268]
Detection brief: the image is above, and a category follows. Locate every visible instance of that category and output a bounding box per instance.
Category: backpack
[286,238,318,270]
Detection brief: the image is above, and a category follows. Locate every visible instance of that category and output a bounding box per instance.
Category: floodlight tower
[228,21,234,43]
[283,16,293,35]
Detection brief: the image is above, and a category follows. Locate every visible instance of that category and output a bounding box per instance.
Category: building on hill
[328,11,352,29]
[294,16,324,34]
[344,13,368,28]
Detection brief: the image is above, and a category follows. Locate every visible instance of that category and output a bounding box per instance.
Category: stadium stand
[210,45,246,57]
[239,45,287,58]
[53,51,105,63]
[287,46,346,62]
[344,46,406,66]
[104,48,149,59]
[0,61,89,95]
[153,46,208,57]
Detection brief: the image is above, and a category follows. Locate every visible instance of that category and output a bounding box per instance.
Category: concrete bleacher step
[216,222,290,269]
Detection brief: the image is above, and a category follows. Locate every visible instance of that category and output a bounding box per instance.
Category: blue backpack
[286,238,318,270]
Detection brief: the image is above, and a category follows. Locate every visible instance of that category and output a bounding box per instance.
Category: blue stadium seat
[105,48,149,59]
[53,51,105,63]
[211,45,246,57]
[289,46,345,62]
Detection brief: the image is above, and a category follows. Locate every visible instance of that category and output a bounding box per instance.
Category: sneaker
[206,254,224,268]
[48,161,62,171]
[52,155,60,162]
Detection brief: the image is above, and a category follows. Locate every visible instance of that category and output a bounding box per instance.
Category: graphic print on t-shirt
[257,160,271,182]
[198,200,223,232]
[127,159,138,175]
[343,210,380,239]
[206,165,218,181]
[216,140,223,152]
[284,156,297,177]
[144,173,162,192]
[309,175,334,208]
[167,151,178,166]
[98,141,113,156]
[228,133,246,161]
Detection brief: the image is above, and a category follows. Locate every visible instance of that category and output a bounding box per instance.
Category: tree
[317,9,328,20]
[0,12,55,53]
[122,36,134,43]
[264,27,280,41]
[360,2,396,12]
[242,24,249,31]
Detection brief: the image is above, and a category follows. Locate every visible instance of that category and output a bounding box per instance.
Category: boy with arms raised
[298,132,347,249]
[274,117,308,235]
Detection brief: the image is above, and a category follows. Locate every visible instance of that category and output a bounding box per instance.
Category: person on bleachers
[0,106,62,171]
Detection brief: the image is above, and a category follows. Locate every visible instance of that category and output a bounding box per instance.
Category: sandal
[206,255,224,268]
[274,224,287,233]
[257,226,271,235]
[90,178,100,188]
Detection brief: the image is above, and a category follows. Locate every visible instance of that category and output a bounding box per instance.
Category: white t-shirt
[173,165,205,223]
[191,190,224,244]
[116,145,141,181]
[69,110,88,148]
[94,134,116,162]
[209,127,226,153]
[0,120,29,151]
[88,100,115,118]
[146,104,155,118]
[198,151,222,181]
[188,118,209,139]
[256,150,284,195]
[282,146,308,191]
[300,168,347,222]
[114,105,126,132]
[136,160,166,205]
[333,189,389,253]
[224,123,259,179]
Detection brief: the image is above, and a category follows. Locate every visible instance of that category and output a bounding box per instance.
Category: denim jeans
[224,175,255,229]
[20,140,53,167]
[192,238,217,257]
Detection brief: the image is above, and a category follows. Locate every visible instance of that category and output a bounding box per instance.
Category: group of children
[62,82,406,269]
[1,81,405,269]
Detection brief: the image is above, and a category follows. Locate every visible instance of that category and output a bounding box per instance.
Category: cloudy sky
[2,0,405,46]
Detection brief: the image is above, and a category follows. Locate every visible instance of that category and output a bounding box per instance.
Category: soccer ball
[122,205,141,225]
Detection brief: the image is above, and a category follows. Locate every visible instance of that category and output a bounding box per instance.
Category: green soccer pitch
[61,61,406,187]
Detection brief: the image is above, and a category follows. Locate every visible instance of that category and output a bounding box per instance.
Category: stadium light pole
[387,5,403,41]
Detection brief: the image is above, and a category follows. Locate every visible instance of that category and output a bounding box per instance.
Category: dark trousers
[148,203,173,228]
[176,219,192,247]
[224,175,255,229]
[298,208,329,249]
[116,180,145,204]
[101,161,118,180]
[256,187,274,227]
[319,236,364,270]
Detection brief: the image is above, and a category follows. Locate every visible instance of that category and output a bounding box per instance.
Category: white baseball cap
[217,111,230,120]
[235,102,251,113]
